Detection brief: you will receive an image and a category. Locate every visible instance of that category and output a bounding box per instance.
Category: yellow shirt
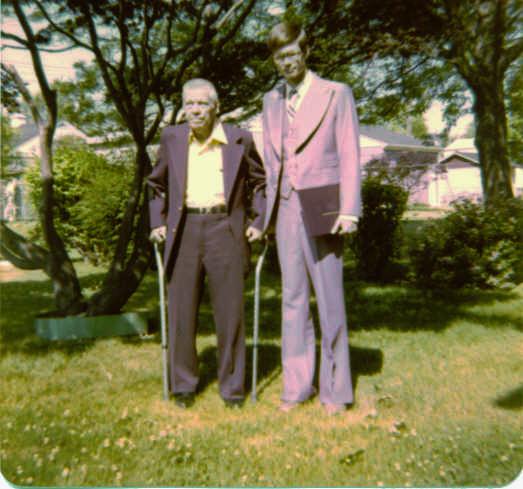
[186,123,227,208]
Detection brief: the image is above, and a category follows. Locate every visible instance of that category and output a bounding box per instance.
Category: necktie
[287,87,298,122]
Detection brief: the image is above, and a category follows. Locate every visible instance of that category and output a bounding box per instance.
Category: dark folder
[297,184,340,237]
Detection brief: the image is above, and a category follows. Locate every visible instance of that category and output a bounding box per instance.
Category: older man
[148,78,265,408]
[262,22,361,415]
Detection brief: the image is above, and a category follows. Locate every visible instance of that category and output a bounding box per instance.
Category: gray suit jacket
[147,123,266,273]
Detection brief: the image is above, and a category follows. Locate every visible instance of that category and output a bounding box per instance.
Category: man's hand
[245,226,263,242]
[150,225,167,243]
[330,216,357,235]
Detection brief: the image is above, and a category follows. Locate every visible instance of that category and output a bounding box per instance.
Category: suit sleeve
[335,84,362,218]
[147,132,169,229]
[244,131,266,231]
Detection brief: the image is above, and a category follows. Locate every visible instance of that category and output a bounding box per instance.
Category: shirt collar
[189,122,228,146]
[286,70,312,99]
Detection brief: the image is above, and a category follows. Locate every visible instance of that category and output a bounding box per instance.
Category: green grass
[1,251,522,487]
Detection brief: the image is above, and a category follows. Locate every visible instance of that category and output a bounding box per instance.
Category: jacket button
[178,206,182,211]
[172,228,176,233]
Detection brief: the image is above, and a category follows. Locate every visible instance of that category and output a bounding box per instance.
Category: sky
[1,18,473,138]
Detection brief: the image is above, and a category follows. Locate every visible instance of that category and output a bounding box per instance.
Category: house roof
[14,121,92,157]
[14,121,92,146]
[439,151,479,166]
[359,125,425,147]
[16,123,39,146]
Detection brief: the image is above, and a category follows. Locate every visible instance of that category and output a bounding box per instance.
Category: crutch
[251,239,269,403]
[153,242,169,401]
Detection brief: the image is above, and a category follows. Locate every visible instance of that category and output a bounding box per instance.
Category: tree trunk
[85,145,153,315]
[473,82,514,203]
[85,200,152,315]
[39,131,86,315]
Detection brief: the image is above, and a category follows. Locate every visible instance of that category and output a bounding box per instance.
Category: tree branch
[13,0,56,131]
[1,31,29,47]
[0,222,49,271]
[2,63,41,127]
[213,0,257,52]
[502,37,523,71]
[33,0,93,52]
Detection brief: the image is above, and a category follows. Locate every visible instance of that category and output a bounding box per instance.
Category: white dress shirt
[286,69,313,115]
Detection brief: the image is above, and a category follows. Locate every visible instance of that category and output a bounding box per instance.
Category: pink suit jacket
[262,72,361,231]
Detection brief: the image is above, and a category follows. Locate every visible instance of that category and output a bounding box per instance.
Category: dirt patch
[0,261,24,282]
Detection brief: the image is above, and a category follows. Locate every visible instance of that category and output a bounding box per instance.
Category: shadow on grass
[2,258,521,358]
[343,282,523,333]
[493,385,523,410]
[196,342,282,397]
[0,278,95,356]
[194,341,383,400]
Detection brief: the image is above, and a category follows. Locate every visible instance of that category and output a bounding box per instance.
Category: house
[1,120,92,220]
[15,121,92,160]
[359,124,440,166]
[425,138,523,207]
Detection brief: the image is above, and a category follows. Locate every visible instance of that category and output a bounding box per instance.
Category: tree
[506,58,523,164]
[339,0,522,202]
[364,151,439,194]
[1,0,85,314]
[1,0,275,315]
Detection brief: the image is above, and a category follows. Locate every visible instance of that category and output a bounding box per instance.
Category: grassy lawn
[1,247,522,487]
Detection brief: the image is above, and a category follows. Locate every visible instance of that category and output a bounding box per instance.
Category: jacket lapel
[221,124,244,207]
[294,74,334,153]
[170,124,190,197]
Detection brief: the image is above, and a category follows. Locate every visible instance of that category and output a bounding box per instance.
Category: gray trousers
[167,213,246,401]
[275,190,353,405]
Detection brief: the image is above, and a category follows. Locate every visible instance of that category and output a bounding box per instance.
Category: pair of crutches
[153,241,269,403]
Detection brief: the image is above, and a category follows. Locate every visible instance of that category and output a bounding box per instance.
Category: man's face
[273,41,308,86]
[183,87,217,139]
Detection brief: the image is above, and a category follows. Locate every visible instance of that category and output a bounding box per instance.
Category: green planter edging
[35,312,148,341]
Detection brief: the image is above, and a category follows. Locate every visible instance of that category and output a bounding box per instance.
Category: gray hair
[182,78,219,106]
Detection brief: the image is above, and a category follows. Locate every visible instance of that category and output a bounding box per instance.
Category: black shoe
[174,392,195,409]
[224,398,244,409]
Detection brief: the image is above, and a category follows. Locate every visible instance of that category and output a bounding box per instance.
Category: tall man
[148,79,265,408]
[262,22,361,415]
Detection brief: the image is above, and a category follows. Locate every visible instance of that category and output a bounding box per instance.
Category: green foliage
[411,198,523,289]
[352,177,409,282]
[25,139,133,265]
[364,151,438,193]
[1,116,20,178]
[54,63,124,138]
[0,63,22,113]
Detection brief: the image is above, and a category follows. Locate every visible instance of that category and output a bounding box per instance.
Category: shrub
[25,139,134,265]
[351,177,409,282]
[411,198,523,289]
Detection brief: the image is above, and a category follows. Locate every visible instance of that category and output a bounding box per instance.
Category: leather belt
[186,204,227,215]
